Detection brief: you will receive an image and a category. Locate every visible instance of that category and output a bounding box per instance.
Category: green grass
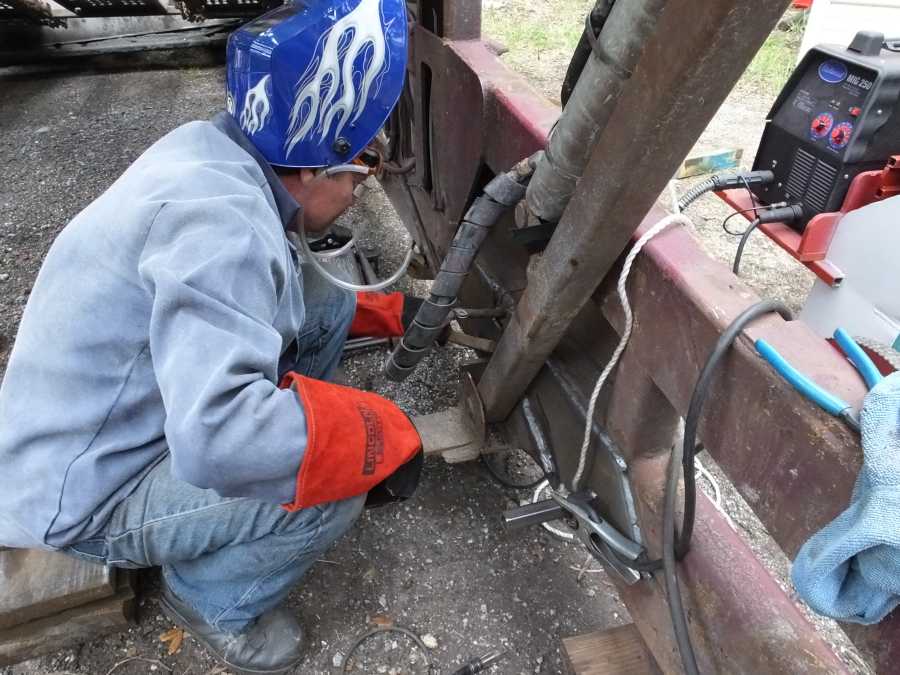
[482,0,589,55]
[741,15,807,95]
[483,3,806,102]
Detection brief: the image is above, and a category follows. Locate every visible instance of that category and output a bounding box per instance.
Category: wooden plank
[0,549,114,630]
[0,584,134,667]
[563,624,661,675]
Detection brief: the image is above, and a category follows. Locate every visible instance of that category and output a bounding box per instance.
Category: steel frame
[380,0,890,670]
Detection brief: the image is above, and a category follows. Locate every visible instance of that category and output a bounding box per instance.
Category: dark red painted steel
[377,2,890,670]
[619,454,850,674]
[602,208,866,556]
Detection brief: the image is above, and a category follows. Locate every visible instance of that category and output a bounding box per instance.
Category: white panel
[800,197,900,344]
[799,0,900,59]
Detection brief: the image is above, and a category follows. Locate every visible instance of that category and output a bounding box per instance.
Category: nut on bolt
[333,137,351,155]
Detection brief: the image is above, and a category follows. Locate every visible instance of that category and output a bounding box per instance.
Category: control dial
[830,121,853,150]
[810,112,833,139]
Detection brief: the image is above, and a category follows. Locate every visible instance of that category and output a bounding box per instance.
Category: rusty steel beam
[477,0,792,422]
[597,205,890,669]
[599,206,866,558]
[600,346,850,673]
[379,3,887,669]
[417,0,480,41]
[620,456,850,674]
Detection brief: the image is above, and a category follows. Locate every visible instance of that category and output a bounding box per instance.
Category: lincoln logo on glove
[357,403,385,475]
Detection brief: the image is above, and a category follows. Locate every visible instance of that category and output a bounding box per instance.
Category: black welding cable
[731,204,805,276]
[722,208,761,236]
[732,217,761,276]
[663,299,792,674]
[677,176,718,212]
[560,0,616,107]
[721,202,790,236]
[384,155,537,381]
[677,171,775,213]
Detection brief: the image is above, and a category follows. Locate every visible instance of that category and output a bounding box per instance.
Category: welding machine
[752,31,900,230]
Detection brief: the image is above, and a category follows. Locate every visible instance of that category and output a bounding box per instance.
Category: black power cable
[732,217,761,275]
[560,0,616,107]
[731,204,804,276]
[663,300,792,675]
[721,202,788,236]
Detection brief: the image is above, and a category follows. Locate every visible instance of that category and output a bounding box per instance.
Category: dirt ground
[0,6,871,675]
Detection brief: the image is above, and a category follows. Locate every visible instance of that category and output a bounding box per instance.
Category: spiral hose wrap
[384,160,534,380]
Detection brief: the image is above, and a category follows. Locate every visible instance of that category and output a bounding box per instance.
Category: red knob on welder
[810,112,833,139]
[830,121,853,149]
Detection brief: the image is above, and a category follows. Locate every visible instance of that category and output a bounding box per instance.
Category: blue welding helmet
[225,0,408,168]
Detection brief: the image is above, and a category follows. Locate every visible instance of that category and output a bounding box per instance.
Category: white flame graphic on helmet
[284,0,389,156]
[240,75,272,136]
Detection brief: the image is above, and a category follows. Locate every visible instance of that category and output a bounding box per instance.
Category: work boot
[159,580,304,675]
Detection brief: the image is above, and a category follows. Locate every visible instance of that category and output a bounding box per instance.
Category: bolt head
[333,137,351,155]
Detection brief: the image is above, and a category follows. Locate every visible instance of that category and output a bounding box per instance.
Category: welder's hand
[279,372,422,510]
[349,292,445,339]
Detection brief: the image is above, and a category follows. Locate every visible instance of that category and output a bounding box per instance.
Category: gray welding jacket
[0,113,311,549]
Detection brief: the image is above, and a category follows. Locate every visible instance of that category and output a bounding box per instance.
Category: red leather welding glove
[349,293,449,343]
[349,292,406,338]
[279,372,422,510]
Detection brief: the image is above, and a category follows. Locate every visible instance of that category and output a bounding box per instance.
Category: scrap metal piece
[410,371,485,463]
[502,499,566,530]
[343,337,390,354]
[520,396,558,485]
[446,330,496,353]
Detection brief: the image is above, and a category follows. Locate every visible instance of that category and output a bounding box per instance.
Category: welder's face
[282,168,367,233]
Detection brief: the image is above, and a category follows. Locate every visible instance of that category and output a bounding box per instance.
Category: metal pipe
[502,500,566,530]
[478,0,791,422]
[525,0,669,225]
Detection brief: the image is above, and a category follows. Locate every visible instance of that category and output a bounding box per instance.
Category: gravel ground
[0,62,626,675]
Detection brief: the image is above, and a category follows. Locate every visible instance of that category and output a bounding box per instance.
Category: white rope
[694,458,720,508]
[570,212,692,491]
[528,479,575,541]
[694,458,736,530]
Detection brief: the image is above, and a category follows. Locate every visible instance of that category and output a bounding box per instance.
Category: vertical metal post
[526,0,670,224]
[478,0,791,421]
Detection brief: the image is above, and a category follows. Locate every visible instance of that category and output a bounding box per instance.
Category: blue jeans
[66,261,361,634]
